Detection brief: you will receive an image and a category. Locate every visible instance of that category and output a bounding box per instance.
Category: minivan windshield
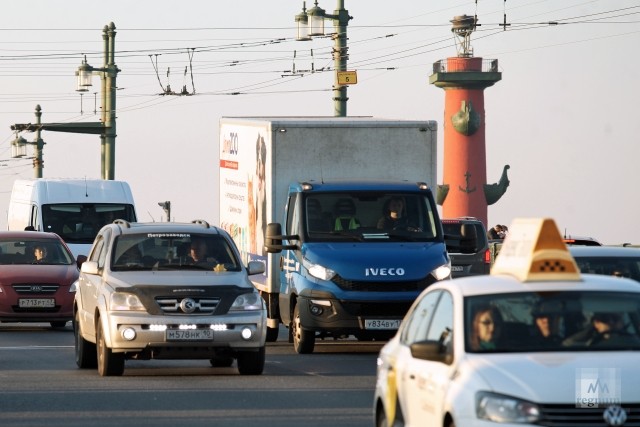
[42,204,136,244]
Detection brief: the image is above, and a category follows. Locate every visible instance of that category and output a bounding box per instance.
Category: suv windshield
[43,203,136,244]
[466,291,640,353]
[302,192,440,242]
[111,233,241,272]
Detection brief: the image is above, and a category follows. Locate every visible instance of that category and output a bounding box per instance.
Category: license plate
[19,298,55,308]
[364,319,401,330]
[166,329,213,341]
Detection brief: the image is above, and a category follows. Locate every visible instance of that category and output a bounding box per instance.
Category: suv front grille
[155,297,221,315]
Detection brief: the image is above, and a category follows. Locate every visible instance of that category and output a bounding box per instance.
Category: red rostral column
[430,15,509,227]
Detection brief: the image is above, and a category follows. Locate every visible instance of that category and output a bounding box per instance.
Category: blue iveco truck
[218,117,451,353]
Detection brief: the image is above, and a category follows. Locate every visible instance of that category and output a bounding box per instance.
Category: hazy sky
[1,0,638,245]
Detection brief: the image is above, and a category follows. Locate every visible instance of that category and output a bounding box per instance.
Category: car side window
[425,291,454,353]
[401,290,441,345]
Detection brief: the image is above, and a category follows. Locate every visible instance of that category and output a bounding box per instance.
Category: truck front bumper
[296,295,412,335]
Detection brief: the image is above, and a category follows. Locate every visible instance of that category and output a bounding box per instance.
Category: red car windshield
[0,238,74,265]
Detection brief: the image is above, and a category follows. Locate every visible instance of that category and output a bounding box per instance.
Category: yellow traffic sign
[337,71,357,85]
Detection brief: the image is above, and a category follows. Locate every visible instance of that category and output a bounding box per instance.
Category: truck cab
[266,180,451,353]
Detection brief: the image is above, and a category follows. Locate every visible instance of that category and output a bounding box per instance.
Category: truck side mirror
[265,223,298,253]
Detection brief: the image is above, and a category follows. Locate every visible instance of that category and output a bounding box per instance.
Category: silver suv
[73,220,266,376]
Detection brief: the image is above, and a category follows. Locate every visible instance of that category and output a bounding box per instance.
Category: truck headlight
[110,292,145,311]
[230,292,264,311]
[432,261,452,280]
[476,391,540,423]
[302,257,336,281]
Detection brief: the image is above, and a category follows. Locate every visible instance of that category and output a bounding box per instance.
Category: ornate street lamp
[294,0,352,117]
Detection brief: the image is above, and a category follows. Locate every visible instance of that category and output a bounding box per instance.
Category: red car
[0,231,79,328]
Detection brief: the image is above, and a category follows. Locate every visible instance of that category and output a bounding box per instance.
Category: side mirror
[80,260,99,275]
[247,260,265,276]
[76,255,87,269]
[264,223,298,253]
[410,339,453,364]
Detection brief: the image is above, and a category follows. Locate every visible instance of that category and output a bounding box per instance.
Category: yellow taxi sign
[491,218,581,282]
[337,71,357,85]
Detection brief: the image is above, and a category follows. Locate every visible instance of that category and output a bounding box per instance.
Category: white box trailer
[8,178,137,258]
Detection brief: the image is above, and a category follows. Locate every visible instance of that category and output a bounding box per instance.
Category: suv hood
[107,270,255,289]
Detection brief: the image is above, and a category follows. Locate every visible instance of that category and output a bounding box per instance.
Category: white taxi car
[73,220,267,376]
[374,218,640,426]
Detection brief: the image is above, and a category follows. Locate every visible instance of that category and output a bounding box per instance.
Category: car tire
[74,311,97,369]
[293,304,315,354]
[50,321,67,328]
[236,347,265,375]
[209,357,234,368]
[265,326,279,342]
[97,320,125,376]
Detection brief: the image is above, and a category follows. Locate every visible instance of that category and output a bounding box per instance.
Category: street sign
[337,71,357,85]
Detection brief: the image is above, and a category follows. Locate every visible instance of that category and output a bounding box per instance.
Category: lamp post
[75,22,119,180]
[10,22,119,180]
[158,201,171,222]
[295,1,352,117]
[11,105,45,178]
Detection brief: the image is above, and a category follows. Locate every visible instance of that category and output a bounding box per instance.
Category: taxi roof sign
[491,218,581,282]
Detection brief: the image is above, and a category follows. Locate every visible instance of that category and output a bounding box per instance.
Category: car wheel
[74,311,97,369]
[293,304,315,354]
[50,321,67,328]
[236,347,265,375]
[96,321,124,376]
[209,357,234,368]
[265,326,279,342]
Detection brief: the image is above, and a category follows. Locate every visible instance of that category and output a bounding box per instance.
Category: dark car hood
[0,264,79,286]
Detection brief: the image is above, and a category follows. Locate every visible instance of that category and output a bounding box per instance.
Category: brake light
[484,248,491,264]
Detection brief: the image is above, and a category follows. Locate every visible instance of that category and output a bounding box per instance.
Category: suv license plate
[19,298,55,308]
[166,329,214,341]
[364,319,401,330]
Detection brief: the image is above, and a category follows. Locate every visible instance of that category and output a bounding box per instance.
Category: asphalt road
[0,323,383,427]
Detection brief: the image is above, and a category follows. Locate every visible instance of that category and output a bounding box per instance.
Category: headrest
[334,198,356,216]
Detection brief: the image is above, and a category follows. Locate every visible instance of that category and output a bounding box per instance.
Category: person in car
[377,197,407,230]
[470,305,504,351]
[33,244,48,263]
[186,239,218,269]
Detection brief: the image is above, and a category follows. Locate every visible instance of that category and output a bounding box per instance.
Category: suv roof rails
[113,219,131,228]
[191,219,211,229]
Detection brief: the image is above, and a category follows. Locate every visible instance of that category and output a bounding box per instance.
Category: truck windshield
[303,192,440,242]
[42,204,136,244]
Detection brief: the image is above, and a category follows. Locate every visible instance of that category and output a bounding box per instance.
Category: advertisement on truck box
[219,124,269,285]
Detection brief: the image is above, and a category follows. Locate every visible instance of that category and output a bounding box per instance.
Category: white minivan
[7,178,137,258]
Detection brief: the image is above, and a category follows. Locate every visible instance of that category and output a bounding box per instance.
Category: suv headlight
[476,391,540,423]
[230,292,264,311]
[110,292,145,311]
[302,257,336,281]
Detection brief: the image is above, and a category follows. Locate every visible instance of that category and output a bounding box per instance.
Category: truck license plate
[166,329,213,341]
[19,298,55,308]
[364,319,401,330]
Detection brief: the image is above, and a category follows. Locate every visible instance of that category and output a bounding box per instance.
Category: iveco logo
[179,298,198,314]
[30,285,43,292]
[365,268,405,277]
[603,406,627,426]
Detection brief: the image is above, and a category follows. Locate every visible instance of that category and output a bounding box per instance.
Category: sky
[0,0,638,245]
